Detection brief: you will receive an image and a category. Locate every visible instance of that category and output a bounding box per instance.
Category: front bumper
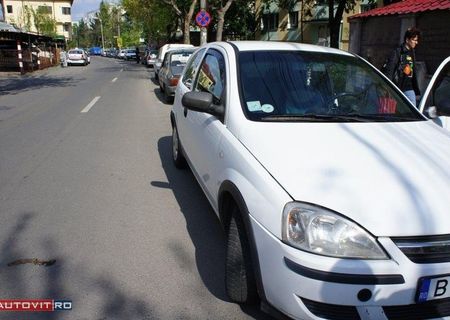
[251,216,450,320]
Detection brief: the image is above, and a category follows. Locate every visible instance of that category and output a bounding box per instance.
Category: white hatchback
[171,41,450,320]
[67,49,88,66]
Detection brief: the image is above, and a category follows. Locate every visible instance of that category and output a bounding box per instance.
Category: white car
[154,43,194,80]
[171,41,450,320]
[66,49,88,66]
[117,49,127,59]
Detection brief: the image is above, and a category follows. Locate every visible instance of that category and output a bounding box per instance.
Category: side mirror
[182,91,224,118]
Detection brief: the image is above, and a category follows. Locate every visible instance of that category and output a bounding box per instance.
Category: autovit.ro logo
[0,300,72,311]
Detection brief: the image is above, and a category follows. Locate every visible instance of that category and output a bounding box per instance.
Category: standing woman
[385,27,421,106]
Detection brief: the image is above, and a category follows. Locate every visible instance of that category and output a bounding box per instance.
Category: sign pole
[200,0,207,45]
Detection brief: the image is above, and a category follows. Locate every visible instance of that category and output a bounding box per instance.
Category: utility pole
[117,8,120,38]
[99,17,105,51]
[77,24,80,48]
[200,0,207,45]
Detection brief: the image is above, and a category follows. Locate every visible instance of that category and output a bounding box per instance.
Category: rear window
[238,51,424,122]
[69,50,83,54]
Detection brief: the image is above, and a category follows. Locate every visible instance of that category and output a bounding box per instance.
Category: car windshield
[169,52,193,75]
[69,50,83,55]
[238,51,424,122]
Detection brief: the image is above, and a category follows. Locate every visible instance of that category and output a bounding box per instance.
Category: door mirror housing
[182,91,224,118]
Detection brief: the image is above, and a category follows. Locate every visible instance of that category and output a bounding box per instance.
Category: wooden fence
[0,47,61,73]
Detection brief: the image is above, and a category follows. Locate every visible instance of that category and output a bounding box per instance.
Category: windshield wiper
[259,114,421,122]
[260,114,370,122]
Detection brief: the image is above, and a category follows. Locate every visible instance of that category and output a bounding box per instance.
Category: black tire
[225,206,258,304]
[172,124,186,169]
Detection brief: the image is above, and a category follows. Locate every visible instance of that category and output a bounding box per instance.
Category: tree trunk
[329,0,346,48]
[183,0,198,44]
[215,0,234,41]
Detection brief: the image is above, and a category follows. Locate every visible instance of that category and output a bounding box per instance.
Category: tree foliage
[22,5,57,37]
[74,0,257,49]
[209,0,257,40]
[262,0,371,48]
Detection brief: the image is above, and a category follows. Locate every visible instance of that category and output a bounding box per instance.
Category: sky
[72,0,118,22]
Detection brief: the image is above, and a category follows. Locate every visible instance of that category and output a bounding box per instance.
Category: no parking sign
[195,10,212,28]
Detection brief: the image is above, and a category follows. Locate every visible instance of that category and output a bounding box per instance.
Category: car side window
[182,48,205,89]
[194,49,226,104]
[162,53,169,68]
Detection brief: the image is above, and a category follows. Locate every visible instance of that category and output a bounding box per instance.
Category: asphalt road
[0,57,273,320]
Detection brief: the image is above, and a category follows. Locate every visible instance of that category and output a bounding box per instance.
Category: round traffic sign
[195,10,212,28]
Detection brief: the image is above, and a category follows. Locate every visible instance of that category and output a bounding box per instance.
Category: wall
[350,10,450,75]
[416,10,450,74]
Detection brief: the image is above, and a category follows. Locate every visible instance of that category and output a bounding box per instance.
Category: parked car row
[162,41,450,320]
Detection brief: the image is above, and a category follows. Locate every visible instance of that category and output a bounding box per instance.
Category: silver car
[66,49,88,66]
[158,48,196,103]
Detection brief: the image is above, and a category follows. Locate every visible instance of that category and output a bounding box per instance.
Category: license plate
[416,274,450,302]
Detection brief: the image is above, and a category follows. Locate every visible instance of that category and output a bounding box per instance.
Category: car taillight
[169,77,179,86]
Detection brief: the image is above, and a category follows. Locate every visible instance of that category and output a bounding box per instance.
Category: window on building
[360,3,377,12]
[62,7,71,15]
[38,6,52,14]
[63,23,70,32]
[288,11,299,29]
[7,5,13,13]
[262,13,279,31]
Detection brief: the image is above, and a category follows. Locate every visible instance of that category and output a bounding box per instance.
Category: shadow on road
[154,136,273,320]
[0,75,77,96]
[0,212,157,320]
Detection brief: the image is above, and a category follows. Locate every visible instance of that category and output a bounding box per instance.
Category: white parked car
[154,43,194,80]
[171,41,450,320]
[66,49,88,66]
[117,49,127,59]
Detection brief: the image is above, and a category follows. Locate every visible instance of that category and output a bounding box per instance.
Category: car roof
[223,41,353,56]
[168,48,196,54]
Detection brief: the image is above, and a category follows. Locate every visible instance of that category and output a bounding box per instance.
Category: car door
[176,48,228,209]
[419,56,450,131]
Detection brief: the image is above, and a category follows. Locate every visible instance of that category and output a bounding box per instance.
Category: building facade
[349,0,450,74]
[1,0,72,40]
[255,0,380,51]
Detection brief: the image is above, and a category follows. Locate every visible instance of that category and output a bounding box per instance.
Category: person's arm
[385,48,399,81]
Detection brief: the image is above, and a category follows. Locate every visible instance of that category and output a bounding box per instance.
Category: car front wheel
[172,124,186,169]
[225,206,258,304]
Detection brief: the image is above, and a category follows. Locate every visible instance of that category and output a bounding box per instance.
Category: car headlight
[282,202,388,259]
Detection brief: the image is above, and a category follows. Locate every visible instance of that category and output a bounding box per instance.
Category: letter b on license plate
[417,275,450,302]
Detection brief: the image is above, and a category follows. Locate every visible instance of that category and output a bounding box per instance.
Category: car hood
[238,120,450,236]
